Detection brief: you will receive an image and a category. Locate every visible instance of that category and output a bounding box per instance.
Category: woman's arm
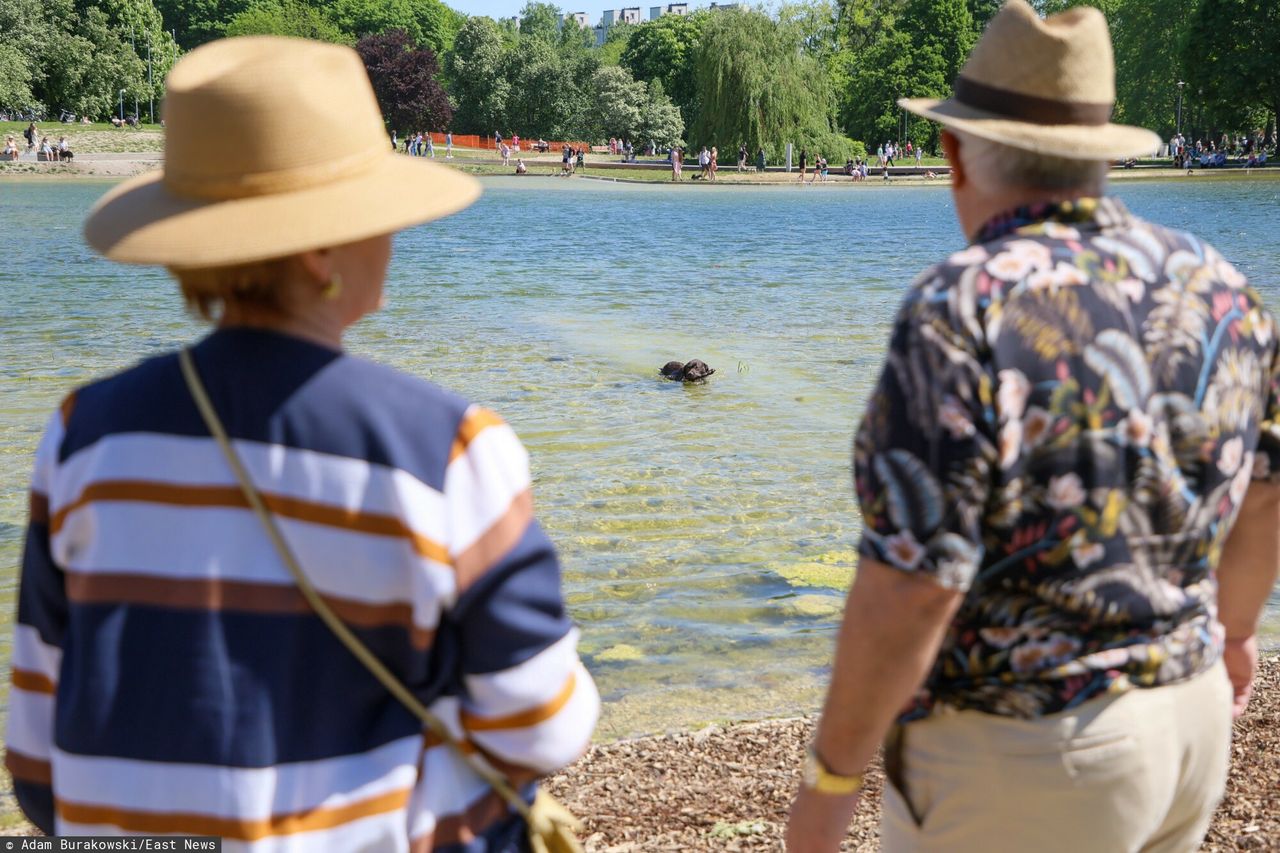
[7,406,73,834]
[444,406,600,774]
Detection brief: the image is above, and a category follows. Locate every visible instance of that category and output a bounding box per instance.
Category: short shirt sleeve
[1253,327,1280,482]
[854,273,998,591]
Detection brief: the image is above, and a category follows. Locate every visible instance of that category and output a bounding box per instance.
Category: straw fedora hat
[84,36,480,268]
[899,0,1159,160]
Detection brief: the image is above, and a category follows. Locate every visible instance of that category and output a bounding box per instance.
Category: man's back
[855,196,1277,719]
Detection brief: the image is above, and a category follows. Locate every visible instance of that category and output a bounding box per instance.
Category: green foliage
[502,37,595,139]
[597,21,636,67]
[223,0,351,43]
[328,0,461,54]
[621,11,706,129]
[691,8,838,161]
[1183,0,1280,135]
[638,79,685,148]
[446,15,510,133]
[155,0,253,49]
[592,65,645,140]
[839,0,974,152]
[1,0,177,119]
[517,1,563,43]
[590,66,684,146]
[0,43,36,110]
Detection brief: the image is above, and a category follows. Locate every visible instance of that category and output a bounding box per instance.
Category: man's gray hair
[955,130,1108,192]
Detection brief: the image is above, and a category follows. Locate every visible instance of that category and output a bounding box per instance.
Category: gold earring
[322,273,343,301]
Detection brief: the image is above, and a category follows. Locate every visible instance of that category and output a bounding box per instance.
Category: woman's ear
[296,248,333,286]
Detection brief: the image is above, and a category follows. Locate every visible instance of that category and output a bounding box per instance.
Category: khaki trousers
[881,661,1232,853]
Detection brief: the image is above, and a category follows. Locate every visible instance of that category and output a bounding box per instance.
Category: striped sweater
[7,328,599,851]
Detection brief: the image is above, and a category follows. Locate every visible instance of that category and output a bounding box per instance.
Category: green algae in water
[770,550,857,590]
[595,644,645,663]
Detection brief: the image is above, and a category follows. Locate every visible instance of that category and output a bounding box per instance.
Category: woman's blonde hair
[169,258,292,321]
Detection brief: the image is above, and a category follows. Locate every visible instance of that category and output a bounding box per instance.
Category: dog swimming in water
[660,359,715,382]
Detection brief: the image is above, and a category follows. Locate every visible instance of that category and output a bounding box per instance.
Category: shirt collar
[974,196,1133,244]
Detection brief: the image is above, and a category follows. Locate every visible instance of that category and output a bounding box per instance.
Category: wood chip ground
[547,656,1280,851]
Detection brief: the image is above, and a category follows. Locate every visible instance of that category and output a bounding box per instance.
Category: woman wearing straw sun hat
[7,36,597,851]
[788,1,1275,852]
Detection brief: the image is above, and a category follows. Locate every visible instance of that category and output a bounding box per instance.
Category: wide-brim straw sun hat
[84,36,480,268]
[899,0,1160,161]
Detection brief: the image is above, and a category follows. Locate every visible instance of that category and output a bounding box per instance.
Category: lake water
[2,176,1279,745]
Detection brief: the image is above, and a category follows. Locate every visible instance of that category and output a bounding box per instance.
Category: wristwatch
[802,746,864,795]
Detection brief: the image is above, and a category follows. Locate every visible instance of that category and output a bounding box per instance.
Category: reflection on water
[2,177,1279,744]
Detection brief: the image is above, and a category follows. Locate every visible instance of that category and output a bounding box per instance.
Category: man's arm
[786,558,963,853]
[1216,480,1280,717]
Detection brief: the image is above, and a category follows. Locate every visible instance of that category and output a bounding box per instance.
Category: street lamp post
[119,89,126,122]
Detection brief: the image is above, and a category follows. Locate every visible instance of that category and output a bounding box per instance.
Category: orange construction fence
[423,132,590,152]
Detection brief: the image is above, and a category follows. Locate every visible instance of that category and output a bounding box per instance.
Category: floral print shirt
[855,197,1280,720]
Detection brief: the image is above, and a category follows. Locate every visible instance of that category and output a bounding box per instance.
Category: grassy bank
[1,121,163,154]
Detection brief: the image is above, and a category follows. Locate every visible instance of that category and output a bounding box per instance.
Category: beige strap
[177,348,536,822]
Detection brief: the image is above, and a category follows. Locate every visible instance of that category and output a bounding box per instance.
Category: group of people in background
[1171,130,1273,170]
[7,123,73,162]
[393,129,452,159]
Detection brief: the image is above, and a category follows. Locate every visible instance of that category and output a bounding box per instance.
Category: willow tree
[691,8,850,162]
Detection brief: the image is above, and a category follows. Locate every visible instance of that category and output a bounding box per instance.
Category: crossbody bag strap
[177,348,539,822]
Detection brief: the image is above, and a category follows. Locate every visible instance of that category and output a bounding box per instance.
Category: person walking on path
[786,2,1277,851]
[709,146,718,181]
[9,36,599,848]
[914,142,923,167]
[672,146,683,181]
[738,143,748,172]
[798,148,808,181]
[445,130,453,158]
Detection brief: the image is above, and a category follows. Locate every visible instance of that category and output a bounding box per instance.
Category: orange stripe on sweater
[56,786,412,840]
[50,480,449,563]
[449,407,506,464]
[460,672,577,733]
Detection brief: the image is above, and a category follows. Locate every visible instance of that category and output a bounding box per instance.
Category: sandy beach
[546,656,1280,851]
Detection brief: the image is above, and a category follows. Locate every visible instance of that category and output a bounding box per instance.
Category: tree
[839,0,974,152]
[592,65,645,139]
[621,11,706,129]
[155,0,253,49]
[517,1,562,43]
[692,8,850,160]
[445,15,511,134]
[597,20,636,66]
[356,29,452,132]
[502,36,593,138]
[223,0,350,43]
[637,79,685,148]
[1182,0,1279,139]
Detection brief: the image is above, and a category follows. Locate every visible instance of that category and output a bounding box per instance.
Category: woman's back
[15,328,598,849]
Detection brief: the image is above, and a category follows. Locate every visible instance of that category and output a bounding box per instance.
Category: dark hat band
[953,76,1113,126]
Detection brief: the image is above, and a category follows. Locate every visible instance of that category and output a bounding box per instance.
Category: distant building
[567,11,590,28]
[709,2,739,9]
[620,7,642,24]
[650,3,689,18]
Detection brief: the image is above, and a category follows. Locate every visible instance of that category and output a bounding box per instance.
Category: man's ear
[941,130,965,191]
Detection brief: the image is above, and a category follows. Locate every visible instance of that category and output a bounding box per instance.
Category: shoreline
[4,153,1280,187]
[546,655,1280,851]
